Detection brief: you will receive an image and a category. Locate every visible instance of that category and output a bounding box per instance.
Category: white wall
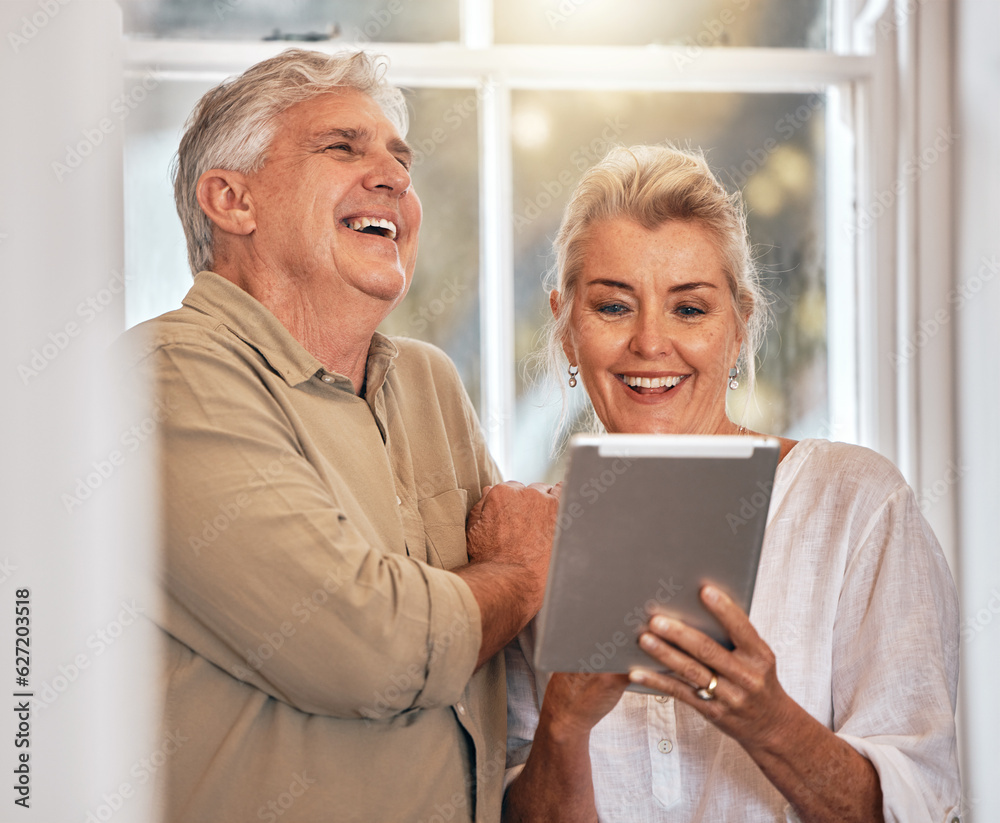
[954,2,1000,820]
[0,2,157,820]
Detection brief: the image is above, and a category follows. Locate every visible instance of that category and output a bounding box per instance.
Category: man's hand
[467,481,558,577]
[456,482,559,668]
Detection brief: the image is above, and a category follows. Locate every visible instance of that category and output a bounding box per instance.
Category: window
[124,0,870,481]
[494,0,828,48]
[124,0,460,42]
[119,4,983,810]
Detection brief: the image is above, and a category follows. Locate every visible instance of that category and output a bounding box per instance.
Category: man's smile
[343,216,397,240]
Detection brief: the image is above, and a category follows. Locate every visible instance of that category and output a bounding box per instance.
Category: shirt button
[655,695,669,703]
[396,495,402,505]
[321,374,334,384]
[657,739,673,754]
[456,703,466,715]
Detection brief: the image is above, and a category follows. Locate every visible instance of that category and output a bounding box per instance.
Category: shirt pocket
[417,488,470,571]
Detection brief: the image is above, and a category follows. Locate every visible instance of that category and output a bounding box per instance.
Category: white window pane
[496,0,828,49]
[378,88,481,411]
[124,0,460,43]
[124,80,212,326]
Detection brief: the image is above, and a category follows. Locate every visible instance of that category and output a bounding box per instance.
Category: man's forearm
[459,481,558,668]
[454,562,542,669]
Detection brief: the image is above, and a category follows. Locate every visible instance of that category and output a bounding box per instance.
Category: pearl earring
[728,366,739,390]
[568,365,579,388]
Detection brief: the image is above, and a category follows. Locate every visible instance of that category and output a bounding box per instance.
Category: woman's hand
[627,585,884,823]
[628,584,797,754]
[540,671,630,743]
[504,671,628,823]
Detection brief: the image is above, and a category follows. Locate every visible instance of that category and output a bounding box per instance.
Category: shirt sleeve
[831,483,963,823]
[135,336,483,720]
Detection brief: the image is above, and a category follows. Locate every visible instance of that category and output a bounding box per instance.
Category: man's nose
[363,149,411,196]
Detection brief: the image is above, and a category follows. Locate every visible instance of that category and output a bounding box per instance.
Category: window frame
[123,2,956,570]
[121,0,971,808]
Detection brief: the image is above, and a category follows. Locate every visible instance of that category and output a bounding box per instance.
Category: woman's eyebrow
[669,281,718,293]
[585,278,634,291]
[584,278,718,293]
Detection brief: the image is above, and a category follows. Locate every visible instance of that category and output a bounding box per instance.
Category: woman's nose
[629,311,674,359]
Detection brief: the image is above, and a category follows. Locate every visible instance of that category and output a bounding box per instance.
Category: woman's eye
[597,302,629,315]
[676,305,705,317]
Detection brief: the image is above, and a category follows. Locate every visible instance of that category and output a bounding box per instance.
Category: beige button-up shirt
[121,272,504,823]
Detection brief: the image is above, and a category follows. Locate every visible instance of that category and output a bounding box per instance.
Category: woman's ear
[550,290,577,364]
[196,169,256,237]
[730,338,744,371]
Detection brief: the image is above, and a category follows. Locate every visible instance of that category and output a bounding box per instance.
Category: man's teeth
[346,217,397,240]
[622,375,683,389]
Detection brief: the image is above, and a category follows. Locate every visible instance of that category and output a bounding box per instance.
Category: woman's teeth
[622,374,683,389]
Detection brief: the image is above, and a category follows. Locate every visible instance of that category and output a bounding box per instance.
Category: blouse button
[654,695,669,703]
[321,374,334,384]
[657,739,673,754]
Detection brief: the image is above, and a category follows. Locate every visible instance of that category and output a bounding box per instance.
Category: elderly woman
[502,146,962,822]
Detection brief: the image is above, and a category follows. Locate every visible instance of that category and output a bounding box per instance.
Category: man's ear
[196,169,256,237]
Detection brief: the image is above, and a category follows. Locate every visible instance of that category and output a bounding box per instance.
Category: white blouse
[506,440,962,822]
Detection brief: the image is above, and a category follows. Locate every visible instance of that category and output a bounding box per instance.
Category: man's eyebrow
[388,136,413,163]
[309,127,367,147]
[309,127,413,162]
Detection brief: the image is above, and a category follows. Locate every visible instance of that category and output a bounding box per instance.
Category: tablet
[533,433,780,682]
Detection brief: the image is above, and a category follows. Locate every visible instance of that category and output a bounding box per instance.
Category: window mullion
[825,81,860,444]
[461,0,492,49]
[478,75,515,477]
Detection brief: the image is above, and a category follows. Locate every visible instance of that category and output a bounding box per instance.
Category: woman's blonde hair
[543,144,768,427]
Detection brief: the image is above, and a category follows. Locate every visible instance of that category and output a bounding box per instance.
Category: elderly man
[122,49,556,822]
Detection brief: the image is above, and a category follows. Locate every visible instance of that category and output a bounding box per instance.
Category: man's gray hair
[173,49,408,275]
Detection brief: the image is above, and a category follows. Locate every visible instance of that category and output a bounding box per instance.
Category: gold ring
[695,673,718,701]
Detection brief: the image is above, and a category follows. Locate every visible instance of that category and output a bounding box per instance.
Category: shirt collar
[182,271,398,390]
[364,332,399,398]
